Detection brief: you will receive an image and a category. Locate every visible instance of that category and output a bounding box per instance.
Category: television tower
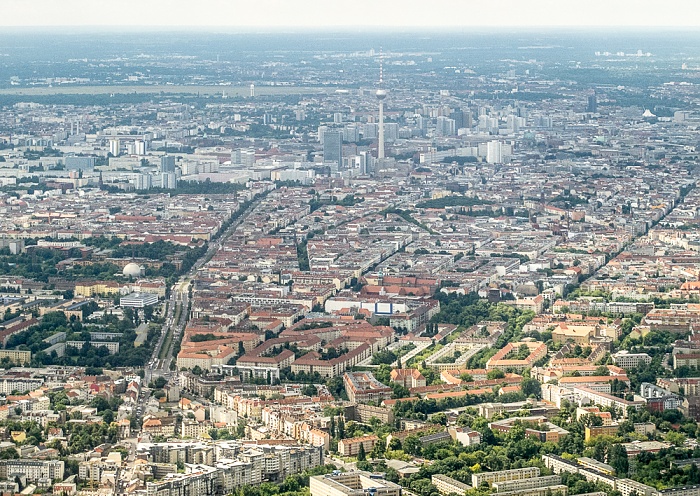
[376,50,387,160]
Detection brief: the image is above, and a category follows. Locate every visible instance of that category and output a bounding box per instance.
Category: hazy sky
[3,0,699,28]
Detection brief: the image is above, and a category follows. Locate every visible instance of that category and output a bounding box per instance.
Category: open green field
[0,85,330,96]
[629,327,651,340]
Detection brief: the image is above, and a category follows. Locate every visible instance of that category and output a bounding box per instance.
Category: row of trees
[228,465,335,496]
[379,399,700,496]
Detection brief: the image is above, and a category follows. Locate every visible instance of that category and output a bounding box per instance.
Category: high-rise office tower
[343,125,359,143]
[451,109,465,130]
[384,123,399,142]
[486,140,503,164]
[134,173,152,191]
[323,130,343,167]
[436,116,456,137]
[109,138,120,157]
[362,123,378,140]
[161,172,177,190]
[160,155,176,173]
[358,151,369,175]
[317,125,328,145]
[232,148,255,167]
[587,94,598,113]
[506,115,521,133]
[134,140,146,156]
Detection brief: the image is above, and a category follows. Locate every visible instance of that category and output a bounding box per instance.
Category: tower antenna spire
[379,47,384,87]
[376,48,387,160]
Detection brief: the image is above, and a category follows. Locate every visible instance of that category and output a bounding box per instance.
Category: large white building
[0,460,64,483]
[573,386,646,416]
[109,138,120,157]
[612,351,652,369]
[472,467,540,487]
[493,475,563,493]
[66,341,120,355]
[310,472,401,496]
[146,464,217,496]
[120,292,159,308]
[138,441,323,491]
[0,376,44,394]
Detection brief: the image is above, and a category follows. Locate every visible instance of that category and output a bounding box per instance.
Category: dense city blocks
[1,25,700,496]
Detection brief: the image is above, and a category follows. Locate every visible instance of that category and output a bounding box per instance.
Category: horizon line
[1,25,700,31]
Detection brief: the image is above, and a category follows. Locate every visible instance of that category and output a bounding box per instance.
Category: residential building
[576,407,614,426]
[472,467,540,487]
[145,464,217,496]
[616,478,659,496]
[390,369,426,388]
[640,382,682,412]
[542,454,616,489]
[574,386,646,416]
[432,474,470,495]
[343,372,392,404]
[584,425,621,441]
[338,435,378,457]
[489,416,569,443]
[0,350,31,365]
[0,460,64,482]
[577,458,614,476]
[492,475,562,493]
[674,353,700,369]
[448,426,481,447]
[291,344,372,378]
[497,486,568,496]
[486,342,547,373]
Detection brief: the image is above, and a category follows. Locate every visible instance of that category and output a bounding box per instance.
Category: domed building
[123,262,144,278]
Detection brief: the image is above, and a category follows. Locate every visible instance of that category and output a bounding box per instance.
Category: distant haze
[3,0,700,28]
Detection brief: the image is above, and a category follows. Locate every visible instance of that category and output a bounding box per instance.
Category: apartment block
[471,467,540,487]
[585,425,621,441]
[577,457,614,476]
[486,342,547,373]
[497,486,568,496]
[542,455,616,488]
[0,459,64,482]
[493,475,562,493]
[343,372,392,404]
[0,350,31,365]
[432,474,471,495]
[346,403,395,425]
[616,478,659,496]
[338,435,378,457]
[145,464,217,496]
[574,386,646,416]
[489,416,569,443]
